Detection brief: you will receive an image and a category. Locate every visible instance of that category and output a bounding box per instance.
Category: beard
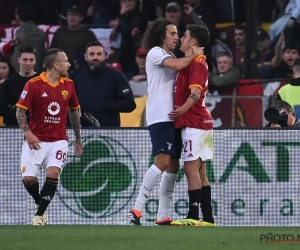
[87,60,103,71]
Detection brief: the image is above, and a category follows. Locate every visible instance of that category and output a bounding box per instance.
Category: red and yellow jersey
[174,55,213,130]
[16,72,80,142]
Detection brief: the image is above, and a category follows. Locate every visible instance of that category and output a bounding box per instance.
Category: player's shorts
[148,122,182,158]
[20,140,68,177]
[181,127,213,162]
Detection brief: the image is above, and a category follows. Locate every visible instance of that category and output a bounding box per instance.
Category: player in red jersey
[168,25,215,226]
[15,48,83,225]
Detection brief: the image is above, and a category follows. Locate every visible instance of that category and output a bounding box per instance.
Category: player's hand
[189,43,204,56]
[168,105,187,119]
[25,130,41,150]
[74,139,83,158]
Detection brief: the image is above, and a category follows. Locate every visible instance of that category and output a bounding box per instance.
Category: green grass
[0,226,300,250]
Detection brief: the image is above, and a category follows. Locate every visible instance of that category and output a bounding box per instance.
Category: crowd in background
[0,0,300,127]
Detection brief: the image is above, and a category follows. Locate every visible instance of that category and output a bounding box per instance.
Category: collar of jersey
[196,55,206,60]
[40,72,65,87]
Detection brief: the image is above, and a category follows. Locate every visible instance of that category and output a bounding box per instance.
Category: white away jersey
[146,47,177,126]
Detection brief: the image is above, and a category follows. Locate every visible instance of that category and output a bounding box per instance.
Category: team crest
[62,90,68,100]
[21,166,26,173]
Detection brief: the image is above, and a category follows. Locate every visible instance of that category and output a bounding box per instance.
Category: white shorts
[181,128,213,162]
[20,140,68,177]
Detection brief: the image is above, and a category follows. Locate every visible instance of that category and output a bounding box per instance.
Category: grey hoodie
[11,21,45,73]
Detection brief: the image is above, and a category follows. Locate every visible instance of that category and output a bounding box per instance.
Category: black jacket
[0,73,38,125]
[74,64,136,127]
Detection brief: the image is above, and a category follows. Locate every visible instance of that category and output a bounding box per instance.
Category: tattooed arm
[69,108,83,157]
[16,107,41,150]
[16,107,30,132]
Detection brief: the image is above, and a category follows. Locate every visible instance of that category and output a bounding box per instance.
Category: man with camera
[264,100,300,127]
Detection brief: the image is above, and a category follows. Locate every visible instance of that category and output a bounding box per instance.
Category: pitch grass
[0,226,300,250]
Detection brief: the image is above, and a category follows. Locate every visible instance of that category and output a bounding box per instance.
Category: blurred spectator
[50,5,97,77]
[269,0,300,41]
[272,0,290,21]
[112,0,142,76]
[211,39,233,72]
[0,57,16,86]
[0,0,18,24]
[11,2,45,74]
[257,28,274,79]
[277,58,300,118]
[209,53,241,88]
[74,41,136,127]
[0,57,16,85]
[182,0,216,71]
[164,2,208,58]
[0,46,38,126]
[86,0,117,25]
[128,47,148,96]
[233,25,246,70]
[155,0,184,18]
[271,32,299,79]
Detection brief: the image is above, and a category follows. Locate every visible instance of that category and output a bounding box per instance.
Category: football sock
[23,179,40,205]
[201,185,214,223]
[157,172,177,220]
[187,189,201,220]
[134,164,162,212]
[36,177,58,216]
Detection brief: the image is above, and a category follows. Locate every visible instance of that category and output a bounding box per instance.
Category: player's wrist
[75,138,82,145]
[24,129,31,136]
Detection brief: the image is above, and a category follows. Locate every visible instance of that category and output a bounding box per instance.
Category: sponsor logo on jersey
[48,102,60,115]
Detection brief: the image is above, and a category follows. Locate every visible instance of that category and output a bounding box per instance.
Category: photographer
[264,100,300,127]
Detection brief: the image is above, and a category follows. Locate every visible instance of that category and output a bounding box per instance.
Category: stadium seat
[120,95,147,127]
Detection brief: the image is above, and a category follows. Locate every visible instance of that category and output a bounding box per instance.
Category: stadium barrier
[1,127,299,226]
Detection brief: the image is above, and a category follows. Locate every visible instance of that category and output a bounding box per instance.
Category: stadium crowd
[0,0,300,127]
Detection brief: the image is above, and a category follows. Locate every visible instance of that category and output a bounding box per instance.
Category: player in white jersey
[129,19,203,225]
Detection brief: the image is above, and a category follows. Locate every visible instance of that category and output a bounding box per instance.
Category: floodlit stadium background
[0,128,299,226]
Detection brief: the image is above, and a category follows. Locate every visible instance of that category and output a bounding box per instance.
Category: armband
[189,94,199,103]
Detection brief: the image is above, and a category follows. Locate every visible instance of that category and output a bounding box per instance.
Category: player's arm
[168,87,201,119]
[16,107,41,150]
[69,108,83,157]
[16,107,29,133]
[181,86,201,111]
[69,108,81,143]
[163,46,203,71]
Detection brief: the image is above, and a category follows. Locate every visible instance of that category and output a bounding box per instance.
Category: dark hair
[43,48,64,70]
[18,45,36,57]
[283,43,300,54]
[234,24,246,33]
[16,2,34,22]
[86,41,104,51]
[271,100,293,113]
[142,19,175,51]
[0,57,16,78]
[186,24,210,47]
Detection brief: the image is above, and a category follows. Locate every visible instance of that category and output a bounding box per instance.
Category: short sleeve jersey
[174,55,213,130]
[146,47,177,126]
[16,72,80,142]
